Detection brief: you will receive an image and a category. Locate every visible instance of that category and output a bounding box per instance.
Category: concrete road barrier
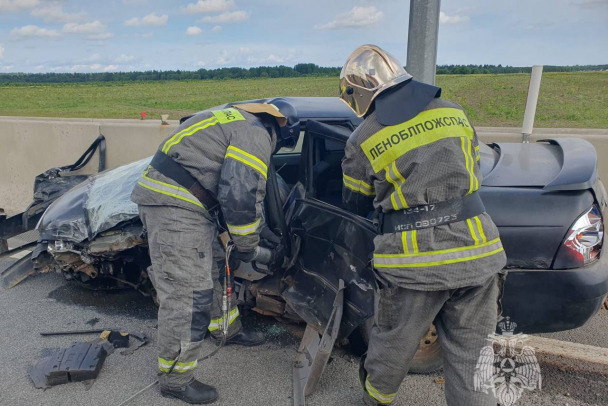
[0,117,607,214]
[0,116,179,214]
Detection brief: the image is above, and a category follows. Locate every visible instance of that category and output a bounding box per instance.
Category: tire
[351,319,443,374]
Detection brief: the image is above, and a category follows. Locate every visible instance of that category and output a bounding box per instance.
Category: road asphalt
[0,259,606,406]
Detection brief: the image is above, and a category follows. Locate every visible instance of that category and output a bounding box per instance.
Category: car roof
[185,97,361,125]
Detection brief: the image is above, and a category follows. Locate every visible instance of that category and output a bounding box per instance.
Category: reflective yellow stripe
[343,174,375,196]
[461,137,475,195]
[376,237,502,258]
[225,145,268,179]
[375,248,504,268]
[162,116,218,153]
[385,165,406,210]
[474,216,487,243]
[361,107,475,172]
[411,229,419,253]
[138,170,204,209]
[402,231,409,254]
[467,218,480,245]
[470,139,479,190]
[158,358,198,373]
[227,218,261,236]
[374,238,503,268]
[365,377,396,404]
[208,308,240,331]
[391,162,408,208]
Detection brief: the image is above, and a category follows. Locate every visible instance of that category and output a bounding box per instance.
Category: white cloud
[211,25,222,32]
[31,5,87,23]
[63,21,106,35]
[125,13,168,27]
[0,45,4,59]
[201,10,248,23]
[439,11,470,24]
[11,25,60,38]
[0,0,40,13]
[2,65,14,71]
[184,0,234,14]
[115,54,135,63]
[315,6,384,30]
[186,26,203,36]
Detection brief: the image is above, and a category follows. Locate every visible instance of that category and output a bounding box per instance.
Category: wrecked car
[1,97,607,375]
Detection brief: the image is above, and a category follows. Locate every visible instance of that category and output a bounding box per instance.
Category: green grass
[0,72,606,128]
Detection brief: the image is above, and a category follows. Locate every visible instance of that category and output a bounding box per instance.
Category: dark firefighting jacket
[342,90,506,290]
[131,107,275,252]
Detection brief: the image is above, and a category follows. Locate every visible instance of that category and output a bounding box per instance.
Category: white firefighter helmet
[339,44,412,117]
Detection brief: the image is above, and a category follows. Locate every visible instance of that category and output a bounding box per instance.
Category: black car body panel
[282,192,377,338]
[481,139,598,190]
[501,255,608,333]
[480,187,595,269]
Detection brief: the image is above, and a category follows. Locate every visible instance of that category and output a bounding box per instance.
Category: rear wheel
[351,319,443,374]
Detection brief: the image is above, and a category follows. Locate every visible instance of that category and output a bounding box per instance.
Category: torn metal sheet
[0,248,35,289]
[283,197,376,339]
[38,158,150,243]
[28,340,112,389]
[293,280,345,405]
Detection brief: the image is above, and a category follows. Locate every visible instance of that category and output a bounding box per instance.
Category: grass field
[0,71,606,128]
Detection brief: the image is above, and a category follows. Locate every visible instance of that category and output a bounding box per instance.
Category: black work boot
[223,328,265,346]
[160,379,218,404]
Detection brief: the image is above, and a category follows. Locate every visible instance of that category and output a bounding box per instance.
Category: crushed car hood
[37,158,149,243]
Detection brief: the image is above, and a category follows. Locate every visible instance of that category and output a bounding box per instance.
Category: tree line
[0,63,605,84]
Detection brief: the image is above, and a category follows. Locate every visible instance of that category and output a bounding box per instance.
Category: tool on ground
[117,239,236,406]
[40,329,149,353]
[29,340,113,389]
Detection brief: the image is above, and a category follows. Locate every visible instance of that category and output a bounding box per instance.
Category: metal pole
[521,65,544,143]
[406,0,441,85]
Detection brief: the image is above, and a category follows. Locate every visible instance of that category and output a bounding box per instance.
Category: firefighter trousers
[139,205,241,388]
[363,274,500,406]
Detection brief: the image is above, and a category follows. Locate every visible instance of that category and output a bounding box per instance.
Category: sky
[0,0,606,73]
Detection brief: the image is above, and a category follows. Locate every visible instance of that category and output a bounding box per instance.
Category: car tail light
[553,205,603,269]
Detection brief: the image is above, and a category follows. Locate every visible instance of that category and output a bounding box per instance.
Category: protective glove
[269,244,287,269]
[232,248,257,263]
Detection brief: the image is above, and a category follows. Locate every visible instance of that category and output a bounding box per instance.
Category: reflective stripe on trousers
[365,376,396,404]
[208,307,240,331]
[158,357,198,373]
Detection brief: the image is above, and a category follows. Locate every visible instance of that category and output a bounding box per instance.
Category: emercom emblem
[474,317,542,406]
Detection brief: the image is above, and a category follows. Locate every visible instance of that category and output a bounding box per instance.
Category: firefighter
[131,100,299,404]
[339,45,507,406]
